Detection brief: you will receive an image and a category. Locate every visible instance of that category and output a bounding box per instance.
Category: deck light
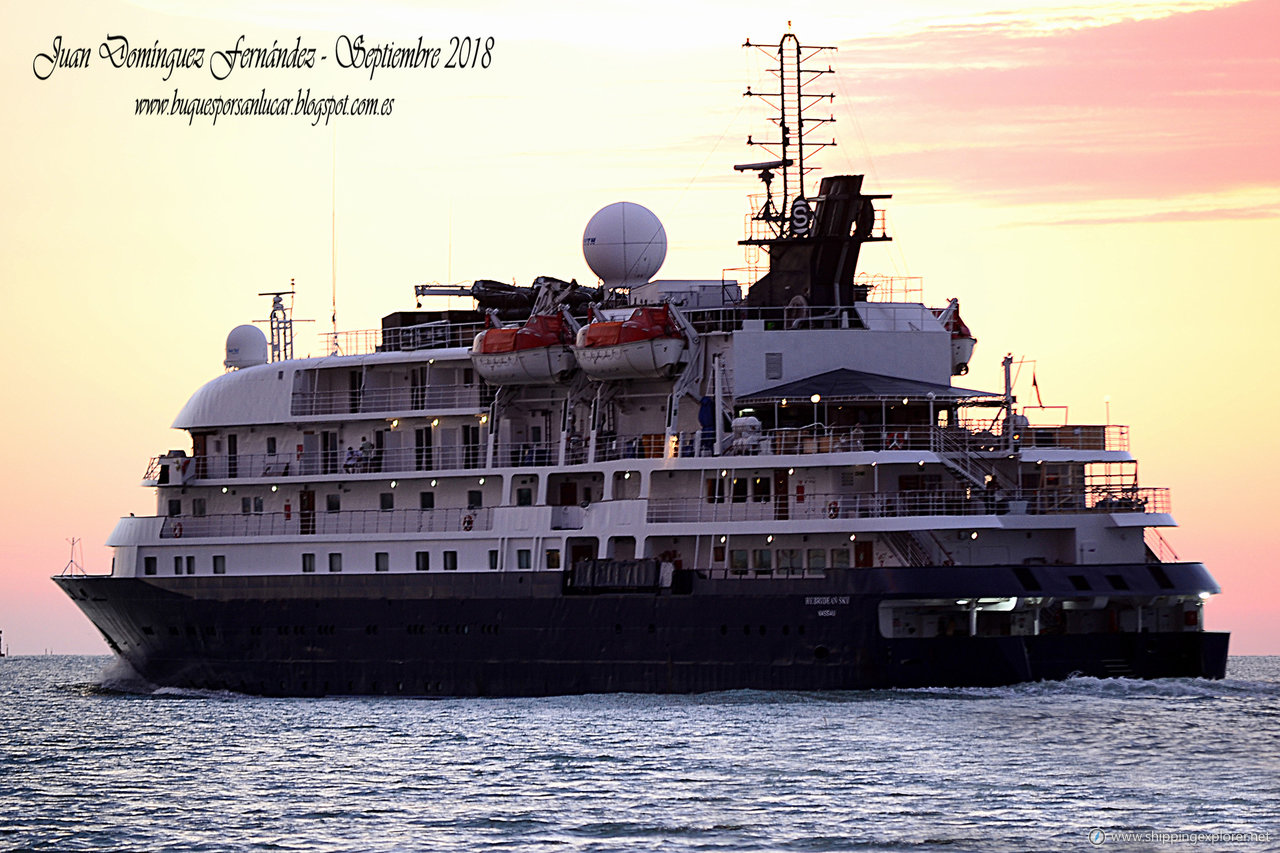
[1199,591,1212,600]
[478,477,485,485]
[766,535,774,543]
[970,531,979,540]
[787,468,794,475]
[902,397,909,405]
[430,479,438,487]
[431,418,439,427]
[918,461,925,468]
[390,481,398,488]
[479,414,489,425]
[849,534,856,541]
[624,471,631,480]
[720,469,728,477]
[271,485,278,492]
[390,419,399,429]
[221,487,228,494]
[719,535,727,544]
[809,394,821,404]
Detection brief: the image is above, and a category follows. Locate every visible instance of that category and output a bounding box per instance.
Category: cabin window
[327,494,341,512]
[241,497,252,514]
[705,478,725,504]
[213,555,226,575]
[302,553,316,573]
[168,499,182,517]
[443,551,458,571]
[545,549,561,569]
[185,556,195,575]
[752,549,772,570]
[328,553,343,573]
[420,491,435,510]
[467,490,482,509]
[380,492,394,511]
[729,549,748,570]
[713,545,726,563]
[174,556,183,575]
[266,437,277,455]
[488,550,499,570]
[192,498,207,517]
[776,549,800,570]
[807,549,827,570]
[516,488,533,507]
[144,556,157,576]
[831,548,851,569]
[415,551,430,571]
[375,552,390,572]
[253,497,263,514]
[753,477,772,503]
[731,478,748,503]
[517,549,531,570]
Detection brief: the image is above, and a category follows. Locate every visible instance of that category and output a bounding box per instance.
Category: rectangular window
[420,491,435,510]
[192,498,207,517]
[516,488,533,507]
[327,494,341,512]
[185,555,195,575]
[752,477,772,503]
[729,549,749,570]
[545,549,561,569]
[467,490,482,509]
[517,549,531,570]
[713,544,726,563]
[241,497,252,514]
[328,553,343,573]
[380,492,394,511]
[266,436,277,455]
[144,556,157,576]
[731,478,748,503]
[777,548,800,570]
[443,551,458,571]
[174,556,183,575]
[415,551,430,572]
[831,548,851,569]
[488,549,499,570]
[302,553,316,573]
[705,478,725,504]
[213,555,226,575]
[807,548,827,570]
[752,549,772,570]
[375,552,390,572]
[253,496,264,514]
[168,499,182,517]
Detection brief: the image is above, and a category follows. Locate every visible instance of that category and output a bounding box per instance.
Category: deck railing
[144,421,1132,484]
[645,487,1169,524]
[290,385,492,417]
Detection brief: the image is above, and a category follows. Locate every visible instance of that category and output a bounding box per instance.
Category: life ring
[888,432,904,450]
[177,458,190,475]
[173,522,183,538]
[462,514,474,532]
[826,502,839,519]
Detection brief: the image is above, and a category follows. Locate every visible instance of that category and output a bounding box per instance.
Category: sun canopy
[740,368,1005,406]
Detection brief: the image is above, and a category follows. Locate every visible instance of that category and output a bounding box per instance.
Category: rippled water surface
[2,656,1278,852]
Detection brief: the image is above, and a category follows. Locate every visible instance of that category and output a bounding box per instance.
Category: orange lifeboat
[574,304,687,380]
[470,313,578,385]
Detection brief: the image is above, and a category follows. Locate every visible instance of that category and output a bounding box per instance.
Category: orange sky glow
[1,0,1277,655]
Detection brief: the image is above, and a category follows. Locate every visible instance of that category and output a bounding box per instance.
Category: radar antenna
[738,33,837,241]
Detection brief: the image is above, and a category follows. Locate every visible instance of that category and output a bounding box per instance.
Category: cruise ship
[55,35,1228,695]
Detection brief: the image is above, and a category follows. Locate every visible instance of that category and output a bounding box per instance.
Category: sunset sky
[2,0,1277,655]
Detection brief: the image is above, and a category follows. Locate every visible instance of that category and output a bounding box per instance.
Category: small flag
[1032,371,1043,407]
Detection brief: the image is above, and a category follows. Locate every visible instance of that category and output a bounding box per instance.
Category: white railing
[646,487,1169,524]
[290,385,492,417]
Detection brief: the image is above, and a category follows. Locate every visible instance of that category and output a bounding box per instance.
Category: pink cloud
[838,0,1280,204]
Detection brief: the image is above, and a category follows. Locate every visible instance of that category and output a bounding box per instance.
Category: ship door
[299,490,316,535]
[568,538,598,569]
[773,468,789,521]
[192,433,209,479]
[558,481,578,506]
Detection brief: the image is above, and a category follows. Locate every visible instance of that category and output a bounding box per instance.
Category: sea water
[1,656,1277,852]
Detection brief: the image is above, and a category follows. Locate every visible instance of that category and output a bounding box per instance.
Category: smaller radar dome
[583,202,666,288]
[224,325,269,369]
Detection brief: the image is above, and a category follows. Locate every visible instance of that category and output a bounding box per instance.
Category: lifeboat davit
[470,313,577,385]
[932,299,977,376]
[574,304,687,380]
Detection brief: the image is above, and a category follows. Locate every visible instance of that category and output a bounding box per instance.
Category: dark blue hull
[54,562,1229,696]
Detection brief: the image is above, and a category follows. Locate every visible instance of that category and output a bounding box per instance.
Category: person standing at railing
[344,446,359,473]
[359,436,374,473]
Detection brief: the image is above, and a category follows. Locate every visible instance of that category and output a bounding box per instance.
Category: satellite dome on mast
[582,202,666,288]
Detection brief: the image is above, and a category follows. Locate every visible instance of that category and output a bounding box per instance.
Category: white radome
[582,201,666,288]
[224,324,269,369]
